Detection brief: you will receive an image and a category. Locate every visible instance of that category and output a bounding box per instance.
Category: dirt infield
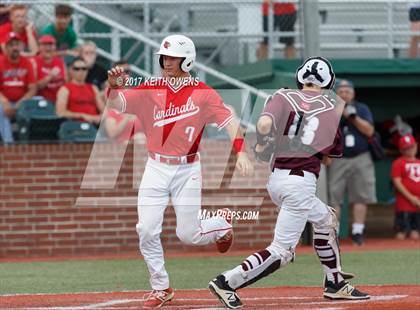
[1,285,419,309]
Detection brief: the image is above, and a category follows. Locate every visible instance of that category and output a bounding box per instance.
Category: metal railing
[69,2,270,102]
[7,0,420,61]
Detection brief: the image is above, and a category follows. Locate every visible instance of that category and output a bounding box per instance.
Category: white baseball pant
[136,157,231,290]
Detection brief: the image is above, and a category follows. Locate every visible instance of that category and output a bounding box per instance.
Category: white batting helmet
[296,56,335,90]
[156,34,196,72]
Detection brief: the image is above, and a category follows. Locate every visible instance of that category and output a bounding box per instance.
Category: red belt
[149,152,200,165]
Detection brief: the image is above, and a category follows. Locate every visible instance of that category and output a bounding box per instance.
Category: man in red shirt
[0,5,37,56]
[35,35,66,103]
[391,134,420,240]
[0,32,36,143]
[107,34,252,308]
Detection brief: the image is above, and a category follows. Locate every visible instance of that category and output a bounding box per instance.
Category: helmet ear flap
[180,57,186,71]
[159,55,164,69]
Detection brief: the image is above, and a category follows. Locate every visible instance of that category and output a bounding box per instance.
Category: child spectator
[0,5,37,56]
[0,32,36,143]
[40,4,79,57]
[80,41,107,89]
[391,134,420,240]
[56,57,104,125]
[34,35,66,103]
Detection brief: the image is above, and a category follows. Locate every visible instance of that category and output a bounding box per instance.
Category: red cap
[398,134,416,150]
[5,32,23,44]
[38,35,56,44]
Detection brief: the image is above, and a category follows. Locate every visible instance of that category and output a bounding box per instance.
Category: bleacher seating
[58,120,98,142]
[16,98,62,142]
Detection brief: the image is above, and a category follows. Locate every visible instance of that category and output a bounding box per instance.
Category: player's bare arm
[253,115,276,163]
[322,155,333,166]
[225,119,253,177]
[255,115,273,153]
[106,66,126,112]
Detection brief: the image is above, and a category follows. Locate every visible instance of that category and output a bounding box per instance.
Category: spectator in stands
[80,41,107,89]
[257,0,297,60]
[40,4,79,57]
[0,5,12,26]
[409,2,420,58]
[328,79,376,246]
[0,5,37,56]
[35,35,66,103]
[56,57,104,125]
[391,134,420,240]
[0,32,36,143]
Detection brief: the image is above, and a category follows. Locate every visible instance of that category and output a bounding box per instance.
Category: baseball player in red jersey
[106,34,252,308]
[209,57,369,309]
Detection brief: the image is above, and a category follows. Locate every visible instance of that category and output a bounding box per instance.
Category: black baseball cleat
[208,275,243,309]
[323,280,370,300]
[351,233,364,246]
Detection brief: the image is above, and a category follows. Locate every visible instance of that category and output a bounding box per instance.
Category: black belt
[289,169,304,177]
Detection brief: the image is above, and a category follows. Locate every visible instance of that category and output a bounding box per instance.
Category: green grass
[0,250,419,295]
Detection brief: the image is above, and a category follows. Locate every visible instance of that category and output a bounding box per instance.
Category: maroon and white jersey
[262,88,343,177]
[115,80,233,156]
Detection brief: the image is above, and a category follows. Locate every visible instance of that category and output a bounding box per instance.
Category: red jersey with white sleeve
[115,80,233,156]
[391,156,420,212]
[34,55,66,102]
[105,108,144,143]
[262,88,343,178]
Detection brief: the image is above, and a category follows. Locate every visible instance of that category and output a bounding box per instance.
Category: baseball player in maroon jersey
[209,57,369,309]
[106,34,252,308]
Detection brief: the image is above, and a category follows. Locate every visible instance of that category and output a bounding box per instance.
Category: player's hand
[107,66,126,88]
[255,143,269,153]
[253,143,275,163]
[236,152,253,176]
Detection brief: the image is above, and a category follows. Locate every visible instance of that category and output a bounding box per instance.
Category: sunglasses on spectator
[72,66,88,71]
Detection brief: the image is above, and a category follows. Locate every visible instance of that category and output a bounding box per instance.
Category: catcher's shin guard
[222,246,294,290]
[313,207,353,284]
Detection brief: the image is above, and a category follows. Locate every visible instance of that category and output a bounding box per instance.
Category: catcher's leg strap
[312,206,355,284]
[223,246,294,290]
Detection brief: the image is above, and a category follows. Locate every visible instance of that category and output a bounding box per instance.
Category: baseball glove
[253,142,275,163]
